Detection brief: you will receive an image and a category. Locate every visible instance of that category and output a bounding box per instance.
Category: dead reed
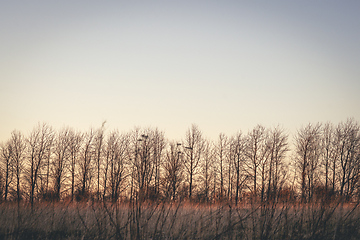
[0,200,359,239]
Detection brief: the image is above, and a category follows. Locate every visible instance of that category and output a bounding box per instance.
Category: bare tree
[94,122,106,201]
[102,131,111,200]
[231,131,247,205]
[130,128,158,201]
[26,123,54,206]
[68,129,83,201]
[183,124,205,199]
[163,142,183,201]
[52,127,71,200]
[129,128,140,202]
[105,130,129,202]
[215,133,228,199]
[151,128,166,198]
[294,123,322,202]
[321,122,336,192]
[2,120,360,205]
[199,139,214,202]
[9,130,25,202]
[245,125,268,201]
[266,126,289,202]
[0,140,13,201]
[0,168,2,200]
[334,119,360,201]
[78,128,96,198]
[43,130,54,198]
[227,138,234,200]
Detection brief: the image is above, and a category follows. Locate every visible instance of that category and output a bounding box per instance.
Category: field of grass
[0,200,360,239]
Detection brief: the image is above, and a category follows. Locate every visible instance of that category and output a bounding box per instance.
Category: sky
[1,1,360,142]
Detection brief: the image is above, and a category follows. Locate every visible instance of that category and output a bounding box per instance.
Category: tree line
[0,119,359,205]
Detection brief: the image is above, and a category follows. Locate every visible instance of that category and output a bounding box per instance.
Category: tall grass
[0,200,360,239]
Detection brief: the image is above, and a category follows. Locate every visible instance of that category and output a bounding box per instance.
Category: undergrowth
[0,201,359,240]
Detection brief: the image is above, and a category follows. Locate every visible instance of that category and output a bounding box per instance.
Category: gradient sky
[1,1,359,142]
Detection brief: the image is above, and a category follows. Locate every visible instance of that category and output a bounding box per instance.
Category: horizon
[1,118,358,143]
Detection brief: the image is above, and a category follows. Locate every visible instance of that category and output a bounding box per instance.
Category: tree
[294,123,322,202]
[0,140,13,201]
[199,139,214,202]
[130,128,160,201]
[52,127,71,200]
[1,120,359,205]
[42,128,54,198]
[245,125,268,201]
[163,142,183,201]
[68,129,83,201]
[26,123,54,206]
[94,122,106,201]
[183,124,205,199]
[320,122,336,192]
[105,130,129,202]
[215,133,229,199]
[10,130,25,202]
[231,131,247,205]
[334,119,360,201]
[266,127,288,202]
[151,128,166,198]
[78,128,96,198]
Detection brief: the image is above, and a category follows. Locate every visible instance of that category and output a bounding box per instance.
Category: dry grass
[0,201,360,239]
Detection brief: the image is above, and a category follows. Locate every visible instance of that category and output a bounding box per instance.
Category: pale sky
[1,1,359,142]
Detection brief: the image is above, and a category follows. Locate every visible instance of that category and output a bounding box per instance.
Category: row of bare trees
[295,119,360,202]
[0,119,359,204]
